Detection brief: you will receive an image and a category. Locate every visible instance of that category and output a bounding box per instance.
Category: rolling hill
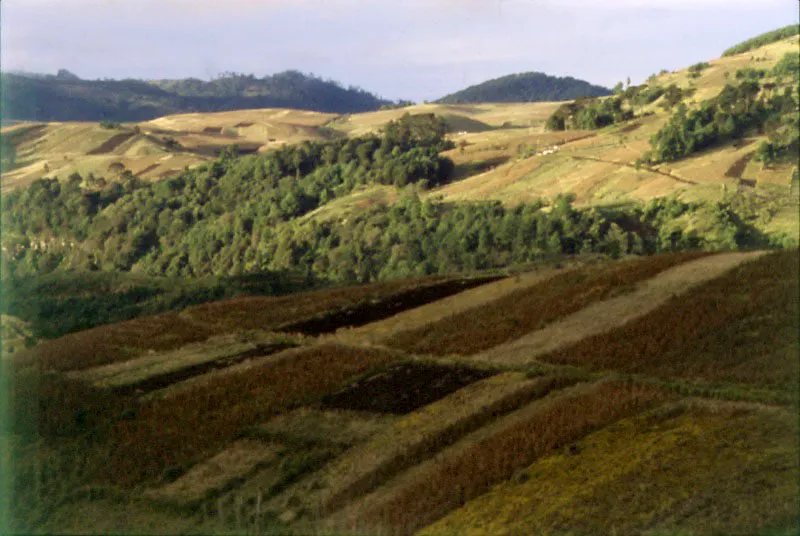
[437,72,612,104]
[1,26,800,535]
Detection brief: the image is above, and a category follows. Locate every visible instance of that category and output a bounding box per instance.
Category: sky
[1,0,798,102]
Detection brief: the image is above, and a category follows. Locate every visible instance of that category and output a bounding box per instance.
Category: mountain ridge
[437,71,612,104]
[0,70,392,122]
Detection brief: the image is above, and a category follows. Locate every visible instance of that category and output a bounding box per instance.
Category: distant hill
[0,70,392,122]
[437,72,612,104]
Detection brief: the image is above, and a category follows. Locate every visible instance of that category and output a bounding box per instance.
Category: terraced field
[5,248,798,535]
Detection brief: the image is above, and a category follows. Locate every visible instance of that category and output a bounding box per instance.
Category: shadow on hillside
[450,156,511,181]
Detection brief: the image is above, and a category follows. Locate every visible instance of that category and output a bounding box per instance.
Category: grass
[244,408,399,448]
[95,344,400,488]
[538,250,799,396]
[420,401,799,536]
[353,380,671,535]
[386,251,707,356]
[143,439,283,506]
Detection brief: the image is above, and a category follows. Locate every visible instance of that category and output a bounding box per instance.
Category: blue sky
[2,0,797,102]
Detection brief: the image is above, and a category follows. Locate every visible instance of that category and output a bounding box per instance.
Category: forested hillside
[437,72,611,104]
[2,112,784,342]
[0,70,391,122]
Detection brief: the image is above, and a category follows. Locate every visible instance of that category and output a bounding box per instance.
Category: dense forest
[437,72,610,104]
[0,70,391,122]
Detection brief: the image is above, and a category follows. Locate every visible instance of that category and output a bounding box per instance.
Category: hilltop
[0,70,391,123]
[437,72,611,104]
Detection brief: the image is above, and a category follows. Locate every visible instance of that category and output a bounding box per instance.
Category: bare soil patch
[320,361,497,415]
[278,276,502,336]
[110,341,296,396]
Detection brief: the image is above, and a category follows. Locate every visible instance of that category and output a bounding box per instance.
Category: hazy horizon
[2,0,798,102]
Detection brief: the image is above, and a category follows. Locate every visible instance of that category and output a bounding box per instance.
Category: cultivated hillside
[4,250,798,535]
[0,70,390,123]
[437,72,611,104]
[2,26,799,536]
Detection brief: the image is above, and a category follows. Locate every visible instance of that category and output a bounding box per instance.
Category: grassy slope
[428,35,799,235]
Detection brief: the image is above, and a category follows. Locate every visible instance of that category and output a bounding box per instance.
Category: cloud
[420,0,790,12]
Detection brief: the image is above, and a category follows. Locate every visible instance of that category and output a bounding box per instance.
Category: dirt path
[467,251,766,367]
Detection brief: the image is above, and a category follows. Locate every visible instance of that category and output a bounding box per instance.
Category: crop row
[420,402,799,536]
[351,381,671,535]
[319,373,576,516]
[386,251,708,356]
[15,275,447,372]
[539,250,799,393]
[93,344,400,488]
